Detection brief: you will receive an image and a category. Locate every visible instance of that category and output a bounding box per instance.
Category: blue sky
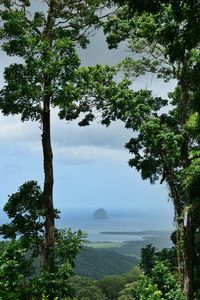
[0,17,176,230]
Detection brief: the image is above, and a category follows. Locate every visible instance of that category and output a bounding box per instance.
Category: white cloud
[54,145,130,165]
[0,111,132,164]
[0,114,40,142]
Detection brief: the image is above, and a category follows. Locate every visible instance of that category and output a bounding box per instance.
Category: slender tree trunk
[178,60,194,300]
[176,217,185,286]
[42,98,55,270]
[41,0,56,271]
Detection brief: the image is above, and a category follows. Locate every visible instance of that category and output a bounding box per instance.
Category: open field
[85,241,124,249]
[85,231,172,258]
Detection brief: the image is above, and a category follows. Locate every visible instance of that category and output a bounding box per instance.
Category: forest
[0,0,200,299]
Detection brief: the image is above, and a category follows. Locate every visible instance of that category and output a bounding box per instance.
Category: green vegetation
[86,231,172,258]
[0,0,200,299]
[85,242,124,249]
[119,262,185,300]
[0,0,116,271]
[95,1,200,298]
[75,247,139,279]
[97,275,127,300]
[75,232,173,280]
[0,182,86,300]
[67,267,141,300]
[67,276,107,300]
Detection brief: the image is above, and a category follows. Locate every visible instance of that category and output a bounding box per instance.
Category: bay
[56,208,174,242]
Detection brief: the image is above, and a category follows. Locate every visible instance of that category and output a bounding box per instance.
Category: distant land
[100,230,169,235]
[86,230,172,258]
[93,208,109,220]
[76,230,172,279]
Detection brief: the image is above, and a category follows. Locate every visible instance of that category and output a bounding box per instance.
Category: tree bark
[42,98,55,270]
[178,59,194,300]
[40,0,56,272]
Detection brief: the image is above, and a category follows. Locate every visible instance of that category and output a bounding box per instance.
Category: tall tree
[0,0,112,270]
[94,1,200,299]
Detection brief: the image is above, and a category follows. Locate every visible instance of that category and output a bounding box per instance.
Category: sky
[0,4,177,229]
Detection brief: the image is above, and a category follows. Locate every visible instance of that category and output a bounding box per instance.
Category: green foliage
[119,277,162,300]
[55,229,86,267]
[0,181,59,255]
[75,247,138,279]
[119,262,185,300]
[156,248,177,272]
[182,154,200,194]
[102,0,200,192]
[34,228,87,299]
[0,0,119,272]
[0,240,32,300]
[0,229,85,300]
[140,244,177,276]
[33,228,86,300]
[0,183,86,299]
[140,244,156,275]
[100,1,200,297]
[117,281,137,300]
[1,0,200,298]
[0,0,117,125]
[29,263,73,300]
[67,276,106,300]
[0,181,44,244]
[125,266,142,283]
[97,275,127,300]
[150,262,185,299]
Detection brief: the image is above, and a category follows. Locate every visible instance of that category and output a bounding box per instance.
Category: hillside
[75,247,139,279]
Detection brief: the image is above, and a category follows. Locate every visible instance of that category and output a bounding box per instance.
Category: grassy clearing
[85,241,124,249]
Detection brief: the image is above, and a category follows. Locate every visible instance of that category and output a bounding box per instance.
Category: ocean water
[56,209,174,242]
[0,208,174,242]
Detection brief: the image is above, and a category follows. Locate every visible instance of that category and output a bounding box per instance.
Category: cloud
[52,114,133,149]
[0,114,40,142]
[0,110,132,164]
[77,29,127,66]
[54,145,130,165]
[0,24,176,166]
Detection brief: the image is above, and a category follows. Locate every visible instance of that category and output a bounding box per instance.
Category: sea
[55,208,174,242]
[0,208,174,242]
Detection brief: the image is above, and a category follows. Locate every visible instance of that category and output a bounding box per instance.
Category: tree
[119,262,185,300]
[97,275,127,300]
[0,240,32,300]
[140,244,177,276]
[0,181,86,299]
[0,181,46,254]
[140,244,156,276]
[95,1,200,299]
[0,230,85,300]
[67,276,106,300]
[124,266,142,283]
[30,228,86,300]
[0,0,113,270]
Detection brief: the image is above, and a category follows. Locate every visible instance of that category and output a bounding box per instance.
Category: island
[93,208,109,220]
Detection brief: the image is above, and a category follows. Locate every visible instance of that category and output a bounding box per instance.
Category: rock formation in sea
[93,208,108,220]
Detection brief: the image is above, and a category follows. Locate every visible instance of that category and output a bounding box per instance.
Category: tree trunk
[163,168,185,285]
[176,217,185,286]
[184,212,194,300]
[178,60,194,300]
[42,98,55,270]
